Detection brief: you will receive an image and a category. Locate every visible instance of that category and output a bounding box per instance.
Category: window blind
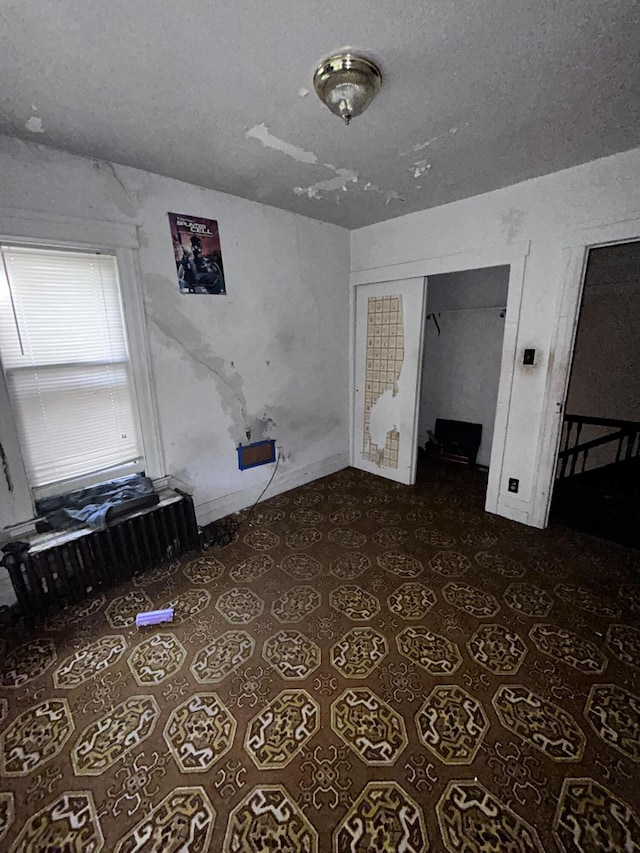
[0,245,142,490]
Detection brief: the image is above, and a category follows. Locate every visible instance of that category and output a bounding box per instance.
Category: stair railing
[557,414,640,479]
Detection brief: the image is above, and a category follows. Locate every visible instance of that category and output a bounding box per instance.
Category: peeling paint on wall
[363,295,404,467]
[246,123,318,164]
[25,116,45,133]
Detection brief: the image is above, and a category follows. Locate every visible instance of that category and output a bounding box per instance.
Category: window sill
[33,460,145,502]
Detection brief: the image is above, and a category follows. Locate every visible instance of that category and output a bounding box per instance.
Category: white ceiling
[1,0,638,229]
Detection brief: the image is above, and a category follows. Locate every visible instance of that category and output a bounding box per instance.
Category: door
[353,277,426,484]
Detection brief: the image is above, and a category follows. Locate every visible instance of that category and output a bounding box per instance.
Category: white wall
[419,268,509,466]
[351,145,640,526]
[0,136,350,528]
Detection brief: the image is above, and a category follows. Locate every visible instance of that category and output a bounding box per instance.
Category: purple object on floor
[135,607,174,627]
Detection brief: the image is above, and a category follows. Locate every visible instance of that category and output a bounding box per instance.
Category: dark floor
[0,460,639,852]
[552,456,640,550]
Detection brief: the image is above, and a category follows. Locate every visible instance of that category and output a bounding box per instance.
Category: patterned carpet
[1,460,639,852]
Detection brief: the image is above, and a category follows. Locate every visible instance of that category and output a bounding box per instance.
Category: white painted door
[352,278,426,484]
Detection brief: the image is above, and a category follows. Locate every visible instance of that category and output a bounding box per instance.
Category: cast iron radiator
[1,492,200,620]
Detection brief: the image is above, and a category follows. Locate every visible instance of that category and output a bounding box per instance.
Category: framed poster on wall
[168,212,226,294]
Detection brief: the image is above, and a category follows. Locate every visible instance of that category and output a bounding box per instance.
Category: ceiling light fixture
[313,52,382,126]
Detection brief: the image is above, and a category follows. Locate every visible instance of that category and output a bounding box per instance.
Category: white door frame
[532,214,640,528]
[349,241,530,515]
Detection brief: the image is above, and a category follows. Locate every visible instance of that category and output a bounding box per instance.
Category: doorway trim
[349,240,530,516]
[533,214,640,528]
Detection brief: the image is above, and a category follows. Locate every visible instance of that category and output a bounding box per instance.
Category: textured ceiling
[0,0,639,228]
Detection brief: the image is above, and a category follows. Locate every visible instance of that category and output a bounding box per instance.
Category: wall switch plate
[508,478,519,493]
[523,348,535,365]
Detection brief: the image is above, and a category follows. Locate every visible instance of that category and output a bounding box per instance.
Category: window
[0,245,143,496]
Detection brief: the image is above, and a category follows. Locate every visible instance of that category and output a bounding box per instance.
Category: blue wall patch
[237,439,276,470]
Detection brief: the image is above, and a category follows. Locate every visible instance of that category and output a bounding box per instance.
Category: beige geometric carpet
[1,461,639,852]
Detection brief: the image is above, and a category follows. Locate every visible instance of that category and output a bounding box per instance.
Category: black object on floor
[430,418,482,466]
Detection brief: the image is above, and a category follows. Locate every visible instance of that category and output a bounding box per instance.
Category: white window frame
[0,209,165,532]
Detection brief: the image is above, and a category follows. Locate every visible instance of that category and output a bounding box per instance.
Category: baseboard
[496,494,533,526]
[194,453,349,527]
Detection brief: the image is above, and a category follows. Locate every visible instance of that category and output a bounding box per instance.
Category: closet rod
[427,306,507,314]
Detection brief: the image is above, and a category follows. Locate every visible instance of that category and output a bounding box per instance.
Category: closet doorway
[417,266,509,497]
[350,244,527,521]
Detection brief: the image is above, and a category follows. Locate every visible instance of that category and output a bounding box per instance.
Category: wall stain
[92,159,140,219]
[144,276,343,459]
[0,441,13,492]
[276,328,297,354]
[168,467,195,494]
[135,224,149,249]
[245,413,278,444]
[500,207,526,243]
[146,301,249,436]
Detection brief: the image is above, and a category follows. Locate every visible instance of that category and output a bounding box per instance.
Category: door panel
[353,278,426,484]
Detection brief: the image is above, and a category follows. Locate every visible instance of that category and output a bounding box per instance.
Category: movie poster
[168,212,226,295]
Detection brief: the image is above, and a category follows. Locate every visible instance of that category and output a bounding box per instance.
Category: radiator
[2,492,200,620]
